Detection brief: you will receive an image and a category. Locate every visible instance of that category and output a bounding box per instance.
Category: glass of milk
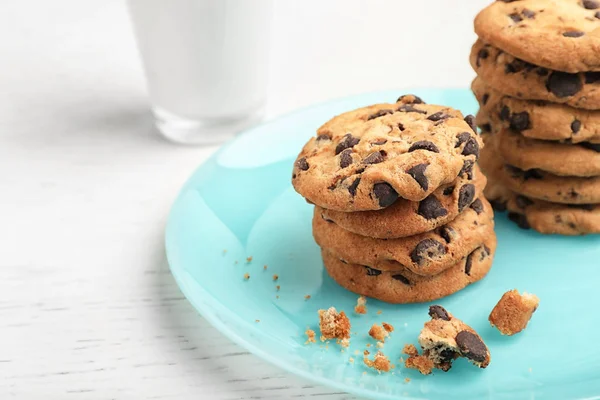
[127,0,273,145]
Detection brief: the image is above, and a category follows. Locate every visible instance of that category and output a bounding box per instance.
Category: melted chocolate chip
[348,177,361,196]
[339,149,353,168]
[362,151,385,164]
[410,239,447,265]
[364,266,381,276]
[427,111,449,122]
[522,8,536,18]
[580,142,600,152]
[508,212,530,229]
[408,141,440,153]
[586,72,600,84]
[460,160,475,180]
[546,72,583,98]
[456,331,488,363]
[458,184,476,212]
[509,111,530,131]
[443,186,455,196]
[470,199,484,214]
[455,132,471,147]
[391,274,410,285]
[499,105,510,121]
[462,138,480,157]
[397,123,405,131]
[476,48,489,67]
[464,251,475,276]
[397,94,425,104]
[418,195,449,220]
[397,104,427,114]
[373,182,398,207]
[368,109,393,120]
[509,12,523,22]
[438,226,456,243]
[372,139,387,145]
[571,120,582,133]
[407,163,429,191]
[428,305,450,321]
[335,133,360,155]
[563,31,585,38]
[464,114,477,133]
[515,195,533,209]
[584,0,600,9]
[317,134,331,141]
[296,157,309,171]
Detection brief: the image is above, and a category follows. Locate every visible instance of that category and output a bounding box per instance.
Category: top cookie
[292,96,482,211]
[474,0,600,73]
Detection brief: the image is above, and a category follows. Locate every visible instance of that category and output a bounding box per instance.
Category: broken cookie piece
[363,350,391,373]
[355,295,367,314]
[368,323,391,342]
[405,354,434,375]
[318,307,351,345]
[489,289,539,335]
[418,305,490,371]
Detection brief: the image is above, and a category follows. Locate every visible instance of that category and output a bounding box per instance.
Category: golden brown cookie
[292,95,482,211]
[317,165,486,239]
[320,237,496,304]
[313,198,495,276]
[474,0,600,73]
[472,77,600,144]
[470,40,600,110]
[489,290,539,336]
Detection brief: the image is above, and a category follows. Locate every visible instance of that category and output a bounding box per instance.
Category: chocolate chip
[480,123,492,133]
[509,111,530,131]
[407,163,429,191]
[428,305,450,321]
[317,134,331,141]
[563,31,585,38]
[515,195,533,208]
[410,238,447,265]
[438,226,456,243]
[372,139,387,145]
[397,94,425,104]
[397,123,405,131]
[584,0,600,9]
[458,184,476,212]
[443,186,455,196]
[368,109,393,120]
[408,141,440,153]
[455,132,471,147]
[509,12,523,22]
[427,111,449,121]
[391,274,410,285]
[505,59,526,73]
[546,72,583,97]
[571,120,582,133]
[522,8,536,18]
[585,72,600,83]
[296,157,309,171]
[364,266,381,276]
[470,199,484,214]
[567,203,595,211]
[482,244,491,257]
[537,68,549,76]
[499,106,510,121]
[464,251,475,276]
[482,94,489,105]
[464,114,477,133]
[339,149,353,168]
[373,182,398,207]
[458,161,474,180]
[335,133,361,155]
[456,331,488,363]
[348,177,361,196]
[418,195,449,220]
[362,151,385,164]
[461,138,480,157]
[476,48,489,67]
[490,199,507,212]
[397,104,427,114]
[581,142,600,152]
[508,212,530,229]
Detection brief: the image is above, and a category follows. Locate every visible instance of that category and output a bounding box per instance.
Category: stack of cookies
[292,95,497,304]
[470,0,600,235]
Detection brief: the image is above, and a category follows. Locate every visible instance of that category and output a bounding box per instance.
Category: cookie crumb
[369,323,390,342]
[382,322,394,333]
[354,296,367,314]
[377,310,382,315]
[349,357,354,363]
[246,256,253,263]
[402,344,419,357]
[404,377,411,383]
[243,273,250,280]
[489,289,539,335]
[304,294,311,300]
[305,329,316,344]
[364,350,370,356]
[366,343,371,348]
[263,265,268,270]
[273,274,279,281]
[376,341,384,349]
[276,285,280,291]
[363,351,391,373]
[255,319,260,323]
[354,350,360,355]
[276,295,280,299]
[405,355,434,375]
[318,307,351,344]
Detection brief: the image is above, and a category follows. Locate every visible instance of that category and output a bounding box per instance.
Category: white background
[1,0,490,398]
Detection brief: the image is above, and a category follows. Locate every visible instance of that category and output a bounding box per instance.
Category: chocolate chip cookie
[470,40,600,110]
[485,175,600,235]
[292,96,482,211]
[496,128,600,177]
[480,134,600,204]
[474,0,600,73]
[321,237,495,304]
[313,198,495,276]
[317,165,486,239]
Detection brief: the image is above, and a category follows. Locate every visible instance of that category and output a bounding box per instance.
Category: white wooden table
[0,1,488,398]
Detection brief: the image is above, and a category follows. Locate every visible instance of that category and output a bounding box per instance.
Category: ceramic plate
[165,89,600,400]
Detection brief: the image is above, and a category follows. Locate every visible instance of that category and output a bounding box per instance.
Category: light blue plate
[166,89,600,400]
